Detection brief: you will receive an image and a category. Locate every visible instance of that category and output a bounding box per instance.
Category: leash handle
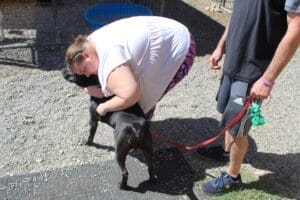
[150,97,253,150]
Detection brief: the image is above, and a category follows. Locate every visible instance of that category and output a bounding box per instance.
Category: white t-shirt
[88,16,190,113]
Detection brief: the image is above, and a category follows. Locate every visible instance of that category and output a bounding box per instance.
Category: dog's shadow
[87,142,115,152]
[125,147,199,199]
[89,142,201,199]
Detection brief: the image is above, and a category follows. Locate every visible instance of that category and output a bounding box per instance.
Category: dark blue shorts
[216,75,253,137]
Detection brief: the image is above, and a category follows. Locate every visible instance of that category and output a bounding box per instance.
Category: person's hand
[209,47,223,70]
[250,78,273,100]
[96,103,108,116]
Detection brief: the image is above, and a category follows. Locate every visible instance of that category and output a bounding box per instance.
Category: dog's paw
[85,140,94,146]
[119,182,130,190]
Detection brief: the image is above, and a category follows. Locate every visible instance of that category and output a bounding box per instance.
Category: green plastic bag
[249,102,266,126]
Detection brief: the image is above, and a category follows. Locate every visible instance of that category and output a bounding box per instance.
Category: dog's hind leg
[141,143,155,183]
[116,147,130,190]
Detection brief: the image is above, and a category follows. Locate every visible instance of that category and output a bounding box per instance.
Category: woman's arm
[96,62,140,116]
[83,85,105,98]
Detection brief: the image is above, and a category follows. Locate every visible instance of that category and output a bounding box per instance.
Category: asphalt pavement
[0,148,210,200]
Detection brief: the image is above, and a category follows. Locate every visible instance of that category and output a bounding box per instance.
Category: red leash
[150,97,253,150]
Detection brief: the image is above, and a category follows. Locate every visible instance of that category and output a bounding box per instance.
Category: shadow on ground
[0,148,206,200]
[0,116,298,199]
[126,148,201,199]
[150,117,299,199]
[0,0,225,70]
[244,152,300,199]
[72,116,300,199]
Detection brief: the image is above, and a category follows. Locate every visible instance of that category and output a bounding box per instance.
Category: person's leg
[227,134,248,177]
[201,78,252,194]
[224,131,233,152]
[200,133,248,195]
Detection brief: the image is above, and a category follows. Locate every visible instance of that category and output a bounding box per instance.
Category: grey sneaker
[201,171,242,195]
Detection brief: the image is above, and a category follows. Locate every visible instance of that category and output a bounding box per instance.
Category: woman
[65,16,195,119]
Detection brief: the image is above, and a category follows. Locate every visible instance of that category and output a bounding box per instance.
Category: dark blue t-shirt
[223,0,287,83]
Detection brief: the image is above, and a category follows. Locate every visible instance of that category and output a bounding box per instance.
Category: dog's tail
[129,119,148,143]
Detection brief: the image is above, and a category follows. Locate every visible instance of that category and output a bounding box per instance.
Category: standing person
[65,16,195,119]
[197,0,300,195]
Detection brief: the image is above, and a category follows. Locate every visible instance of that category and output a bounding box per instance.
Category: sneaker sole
[200,184,243,196]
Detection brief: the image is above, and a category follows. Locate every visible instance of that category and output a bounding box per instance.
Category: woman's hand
[96,103,108,116]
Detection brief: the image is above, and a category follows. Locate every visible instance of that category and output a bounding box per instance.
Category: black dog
[62,68,154,189]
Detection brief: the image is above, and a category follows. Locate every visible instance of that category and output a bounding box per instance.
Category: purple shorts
[145,34,196,120]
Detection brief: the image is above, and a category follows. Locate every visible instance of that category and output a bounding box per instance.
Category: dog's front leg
[86,102,99,145]
[86,117,98,145]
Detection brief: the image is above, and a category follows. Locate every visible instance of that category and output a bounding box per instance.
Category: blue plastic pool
[84,3,153,30]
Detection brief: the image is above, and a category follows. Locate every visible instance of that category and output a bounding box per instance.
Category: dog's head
[61,68,99,87]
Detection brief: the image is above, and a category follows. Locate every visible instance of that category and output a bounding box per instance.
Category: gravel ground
[0,0,299,199]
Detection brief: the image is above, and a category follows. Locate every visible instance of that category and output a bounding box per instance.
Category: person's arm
[210,16,231,69]
[250,12,300,99]
[83,85,105,98]
[96,62,140,116]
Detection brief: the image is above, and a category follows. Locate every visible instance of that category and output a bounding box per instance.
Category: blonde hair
[65,35,88,71]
